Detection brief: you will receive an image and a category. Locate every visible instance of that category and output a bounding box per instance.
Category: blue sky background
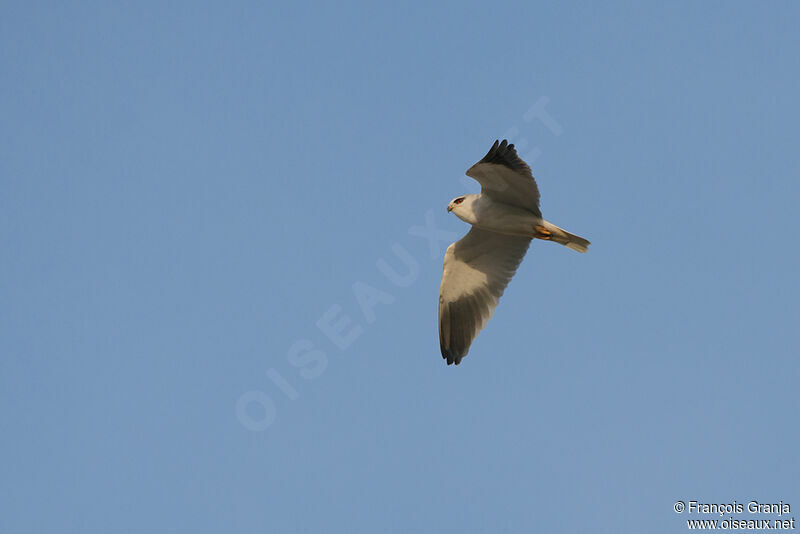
[2,2,799,532]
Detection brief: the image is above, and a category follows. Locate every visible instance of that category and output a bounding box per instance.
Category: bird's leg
[533,225,552,240]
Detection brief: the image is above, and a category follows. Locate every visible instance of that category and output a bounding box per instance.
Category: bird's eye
[454,197,464,205]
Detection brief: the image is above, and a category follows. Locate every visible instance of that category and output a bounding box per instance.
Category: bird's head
[447,195,468,214]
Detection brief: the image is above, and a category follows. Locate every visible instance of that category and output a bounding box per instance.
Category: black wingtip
[477,139,531,175]
[442,348,453,365]
[441,348,463,366]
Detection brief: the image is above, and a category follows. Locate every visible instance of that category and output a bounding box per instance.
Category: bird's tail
[534,220,590,253]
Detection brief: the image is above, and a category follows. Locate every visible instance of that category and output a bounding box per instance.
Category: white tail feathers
[537,220,590,253]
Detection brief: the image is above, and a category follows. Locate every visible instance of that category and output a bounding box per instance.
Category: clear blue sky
[2,2,799,532]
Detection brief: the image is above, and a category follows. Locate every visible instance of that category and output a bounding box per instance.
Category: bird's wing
[465,139,541,216]
[438,227,532,365]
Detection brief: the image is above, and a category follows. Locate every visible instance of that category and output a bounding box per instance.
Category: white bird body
[438,140,590,365]
[449,193,542,238]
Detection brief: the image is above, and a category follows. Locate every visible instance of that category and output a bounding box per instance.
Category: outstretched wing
[438,227,531,365]
[466,139,541,216]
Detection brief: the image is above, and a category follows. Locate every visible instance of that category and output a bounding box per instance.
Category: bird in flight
[439,139,590,365]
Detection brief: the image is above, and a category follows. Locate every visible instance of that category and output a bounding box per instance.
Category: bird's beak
[447,205,452,213]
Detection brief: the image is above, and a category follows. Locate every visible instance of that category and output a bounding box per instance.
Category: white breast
[469,195,542,237]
